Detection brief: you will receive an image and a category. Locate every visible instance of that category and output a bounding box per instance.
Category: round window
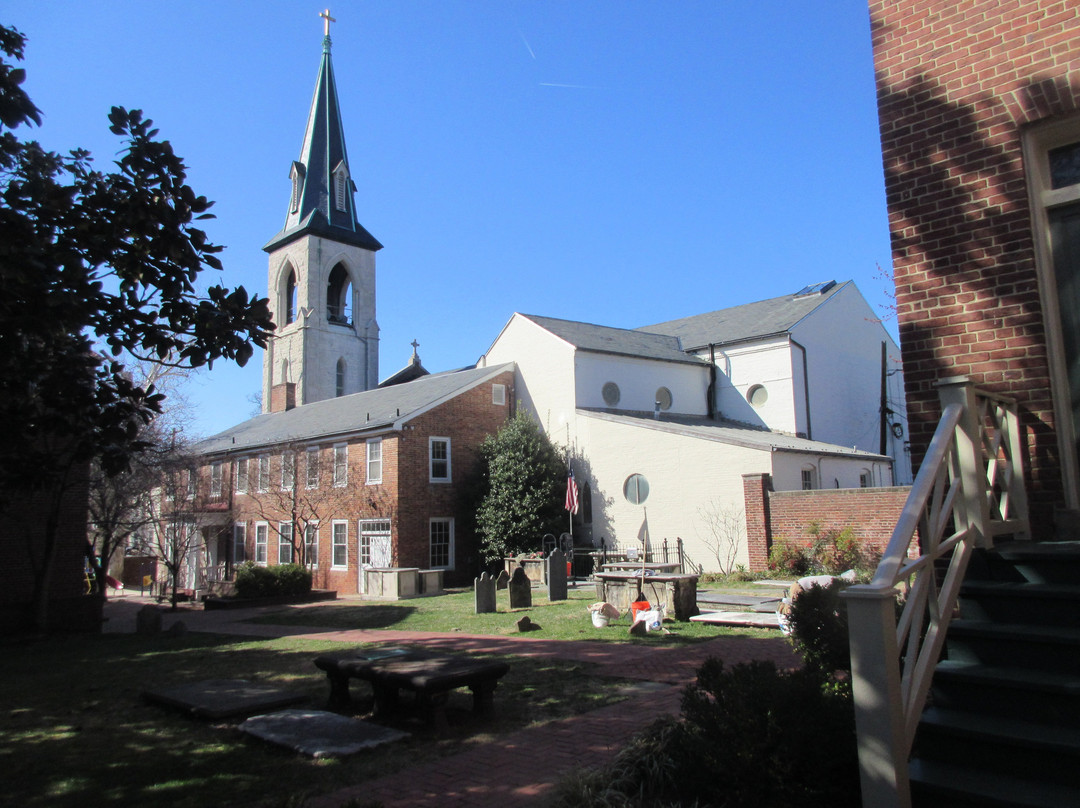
[747,384,768,408]
[602,382,621,407]
[623,473,650,505]
[655,387,672,411]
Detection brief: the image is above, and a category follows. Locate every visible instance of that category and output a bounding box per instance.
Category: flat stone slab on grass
[697,592,782,612]
[142,679,307,720]
[240,709,408,757]
[690,611,782,629]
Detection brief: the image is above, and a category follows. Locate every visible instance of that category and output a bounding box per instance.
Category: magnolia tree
[470,411,566,564]
[0,26,273,630]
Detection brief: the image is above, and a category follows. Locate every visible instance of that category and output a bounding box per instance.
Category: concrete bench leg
[324,672,353,711]
[371,682,400,718]
[469,680,499,715]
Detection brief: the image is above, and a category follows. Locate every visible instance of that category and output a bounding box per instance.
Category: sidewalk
[103,595,800,807]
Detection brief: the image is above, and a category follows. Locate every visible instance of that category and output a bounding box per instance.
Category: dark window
[327,264,352,324]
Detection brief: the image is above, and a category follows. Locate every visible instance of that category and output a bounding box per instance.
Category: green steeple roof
[264,32,382,253]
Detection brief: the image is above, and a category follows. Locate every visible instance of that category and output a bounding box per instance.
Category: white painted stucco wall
[574,352,709,415]
[573,413,772,572]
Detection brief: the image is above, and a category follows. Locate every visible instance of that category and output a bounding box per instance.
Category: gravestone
[508,566,532,609]
[474,572,497,614]
[546,548,567,601]
[495,569,509,590]
[136,605,162,635]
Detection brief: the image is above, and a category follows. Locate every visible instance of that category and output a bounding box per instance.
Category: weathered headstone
[508,566,532,609]
[474,572,497,614]
[495,569,509,590]
[136,605,162,635]
[546,548,568,601]
[516,614,539,632]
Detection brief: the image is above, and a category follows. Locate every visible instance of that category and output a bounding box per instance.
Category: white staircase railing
[842,377,1029,808]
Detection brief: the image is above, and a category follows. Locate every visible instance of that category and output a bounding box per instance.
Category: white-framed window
[360,519,391,568]
[859,470,872,489]
[429,437,451,482]
[254,522,269,565]
[366,438,382,484]
[233,522,246,564]
[429,518,454,570]
[235,458,249,494]
[332,520,348,568]
[306,446,320,488]
[304,522,319,568]
[186,468,197,499]
[801,467,817,491]
[281,451,295,491]
[210,462,223,498]
[257,454,270,492]
[492,383,506,406]
[333,443,348,487]
[278,521,293,565]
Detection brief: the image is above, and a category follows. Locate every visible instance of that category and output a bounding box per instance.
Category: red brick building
[871,0,1080,526]
[189,364,514,592]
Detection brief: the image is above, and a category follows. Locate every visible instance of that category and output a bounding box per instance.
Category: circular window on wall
[747,384,769,408]
[602,381,621,407]
[623,473,650,505]
[655,387,673,411]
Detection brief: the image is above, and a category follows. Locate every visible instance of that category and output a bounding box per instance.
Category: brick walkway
[104,595,800,807]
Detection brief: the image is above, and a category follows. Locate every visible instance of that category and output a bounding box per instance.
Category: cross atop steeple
[320,9,336,37]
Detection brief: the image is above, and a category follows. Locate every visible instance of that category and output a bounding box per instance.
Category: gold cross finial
[320,9,336,37]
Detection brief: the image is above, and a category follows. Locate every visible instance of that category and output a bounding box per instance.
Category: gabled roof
[639,280,848,350]
[263,34,382,254]
[195,363,513,455]
[579,409,891,461]
[520,314,706,366]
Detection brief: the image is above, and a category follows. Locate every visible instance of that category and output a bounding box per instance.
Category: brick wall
[743,472,914,571]
[870,1,1080,527]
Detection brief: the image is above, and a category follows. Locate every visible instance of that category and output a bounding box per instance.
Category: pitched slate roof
[639,280,848,350]
[264,34,382,253]
[520,314,706,366]
[579,409,890,460]
[195,363,512,455]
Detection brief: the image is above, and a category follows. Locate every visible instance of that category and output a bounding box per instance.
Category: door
[358,520,392,594]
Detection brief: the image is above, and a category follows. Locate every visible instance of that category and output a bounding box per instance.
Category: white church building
[480,280,909,572]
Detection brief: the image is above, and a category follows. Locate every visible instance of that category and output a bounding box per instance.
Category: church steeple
[263,15,382,254]
[262,13,381,413]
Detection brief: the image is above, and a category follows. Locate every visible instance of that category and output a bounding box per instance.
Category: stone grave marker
[495,569,509,590]
[474,572,497,614]
[546,548,567,601]
[508,566,532,609]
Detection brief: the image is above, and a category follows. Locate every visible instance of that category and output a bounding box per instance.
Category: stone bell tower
[262,13,382,413]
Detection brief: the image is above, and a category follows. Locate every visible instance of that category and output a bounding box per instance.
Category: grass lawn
[0,631,635,808]
[245,587,778,643]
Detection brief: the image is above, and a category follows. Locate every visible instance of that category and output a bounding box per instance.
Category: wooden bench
[314,648,510,730]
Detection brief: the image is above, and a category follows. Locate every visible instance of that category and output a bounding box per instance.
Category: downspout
[707,344,718,420]
[790,337,812,440]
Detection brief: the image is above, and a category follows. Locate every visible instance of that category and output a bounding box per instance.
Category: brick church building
[179,25,514,592]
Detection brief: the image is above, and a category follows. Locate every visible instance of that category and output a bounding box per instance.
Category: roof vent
[794,280,837,297]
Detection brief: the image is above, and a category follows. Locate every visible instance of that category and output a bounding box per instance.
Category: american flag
[565,468,579,514]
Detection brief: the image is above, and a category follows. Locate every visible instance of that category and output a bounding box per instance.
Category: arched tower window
[335,358,347,397]
[284,268,297,325]
[327,263,353,325]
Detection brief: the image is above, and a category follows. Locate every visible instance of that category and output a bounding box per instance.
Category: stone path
[104,594,800,807]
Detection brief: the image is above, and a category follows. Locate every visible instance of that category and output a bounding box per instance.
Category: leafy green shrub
[769,524,875,577]
[551,659,860,808]
[787,578,852,675]
[234,562,312,599]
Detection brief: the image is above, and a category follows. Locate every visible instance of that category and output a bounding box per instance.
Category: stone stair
[909,539,1080,807]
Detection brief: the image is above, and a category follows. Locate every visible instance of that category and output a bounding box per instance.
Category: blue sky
[6,2,894,438]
